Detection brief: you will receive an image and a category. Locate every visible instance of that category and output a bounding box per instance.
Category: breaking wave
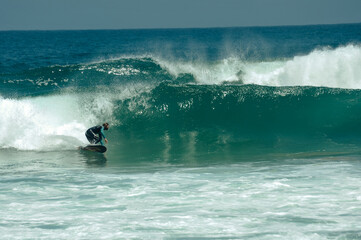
[1,44,361,155]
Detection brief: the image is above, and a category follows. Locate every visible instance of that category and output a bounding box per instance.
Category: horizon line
[1,21,360,32]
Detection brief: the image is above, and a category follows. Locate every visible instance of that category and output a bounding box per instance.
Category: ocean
[1,23,361,239]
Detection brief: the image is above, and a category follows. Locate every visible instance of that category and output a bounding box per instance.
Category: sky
[1,0,361,30]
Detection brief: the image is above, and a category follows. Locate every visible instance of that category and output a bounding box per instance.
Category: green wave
[3,54,361,159]
[98,83,361,161]
[116,83,361,135]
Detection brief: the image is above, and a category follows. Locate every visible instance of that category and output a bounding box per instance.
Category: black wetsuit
[85,125,106,145]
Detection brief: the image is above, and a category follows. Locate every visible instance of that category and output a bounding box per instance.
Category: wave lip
[243,45,361,89]
[152,45,361,89]
[156,57,245,84]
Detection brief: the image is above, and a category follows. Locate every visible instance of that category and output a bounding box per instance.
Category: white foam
[0,83,151,151]
[243,45,361,89]
[0,95,88,150]
[157,44,361,89]
[0,95,114,151]
[157,57,244,84]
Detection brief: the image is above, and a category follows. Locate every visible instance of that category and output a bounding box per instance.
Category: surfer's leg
[85,131,96,144]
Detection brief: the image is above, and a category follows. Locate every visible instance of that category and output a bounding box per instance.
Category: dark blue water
[1,23,360,74]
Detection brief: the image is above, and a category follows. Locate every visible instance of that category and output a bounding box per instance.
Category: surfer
[85,123,109,146]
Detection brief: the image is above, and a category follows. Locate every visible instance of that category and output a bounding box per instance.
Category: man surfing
[85,123,109,146]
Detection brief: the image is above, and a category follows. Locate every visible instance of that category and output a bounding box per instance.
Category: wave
[0,92,119,150]
[2,44,361,156]
[242,45,361,89]
[1,45,361,98]
[0,57,175,97]
[2,83,361,154]
[117,83,361,135]
[158,44,361,88]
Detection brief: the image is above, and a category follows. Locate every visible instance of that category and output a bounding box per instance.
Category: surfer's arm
[100,127,106,139]
[100,127,108,144]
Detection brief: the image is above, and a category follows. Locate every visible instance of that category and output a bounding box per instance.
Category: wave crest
[243,45,361,89]
[2,45,361,98]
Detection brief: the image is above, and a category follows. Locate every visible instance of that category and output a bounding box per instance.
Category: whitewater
[1,24,361,239]
[158,44,361,88]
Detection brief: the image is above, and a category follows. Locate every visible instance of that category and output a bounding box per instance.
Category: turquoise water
[2,151,361,239]
[1,24,361,239]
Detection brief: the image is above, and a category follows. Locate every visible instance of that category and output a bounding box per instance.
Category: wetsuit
[85,125,106,146]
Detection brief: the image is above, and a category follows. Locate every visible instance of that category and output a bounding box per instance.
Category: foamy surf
[0,96,86,150]
[242,45,361,88]
[157,44,361,88]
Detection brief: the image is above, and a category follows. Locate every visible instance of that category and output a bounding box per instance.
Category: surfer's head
[103,122,109,130]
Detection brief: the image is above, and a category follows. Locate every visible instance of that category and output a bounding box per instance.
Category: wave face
[119,82,361,135]
[2,82,361,157]
[1,25,361,157]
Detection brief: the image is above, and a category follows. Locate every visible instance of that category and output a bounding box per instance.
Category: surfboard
[80,145,107,153]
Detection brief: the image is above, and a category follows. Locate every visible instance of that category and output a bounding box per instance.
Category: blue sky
[1,0,361,30]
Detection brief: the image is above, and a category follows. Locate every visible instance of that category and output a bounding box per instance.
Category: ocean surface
[1,23,361,239]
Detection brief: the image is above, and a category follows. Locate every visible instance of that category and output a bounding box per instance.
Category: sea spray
[0,95,86,150]
[242,45,361,88]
